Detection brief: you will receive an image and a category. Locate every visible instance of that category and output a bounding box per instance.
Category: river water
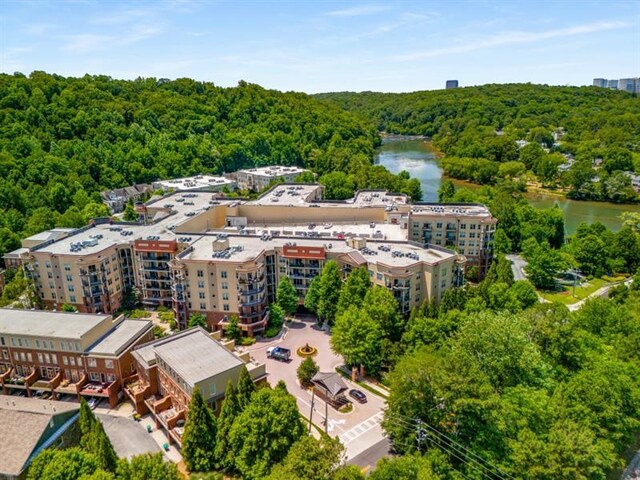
[375,137,640,234]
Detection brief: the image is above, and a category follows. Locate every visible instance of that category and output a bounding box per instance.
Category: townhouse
[0,309,153,407]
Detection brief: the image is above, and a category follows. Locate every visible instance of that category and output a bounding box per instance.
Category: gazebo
[309,371,349,433]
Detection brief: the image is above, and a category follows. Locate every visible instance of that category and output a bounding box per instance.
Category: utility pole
[324,386,329,434]
[416,419,427,452]
[308,388,315,434]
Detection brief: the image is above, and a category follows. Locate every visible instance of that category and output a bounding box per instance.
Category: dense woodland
[0,72,422,263]
[318,84,640,203]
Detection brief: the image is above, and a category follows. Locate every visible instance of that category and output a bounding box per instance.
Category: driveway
[506,254,528,281]
[97,414,163,460]
[245,315,388,460]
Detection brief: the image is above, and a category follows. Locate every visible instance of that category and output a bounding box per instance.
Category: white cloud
[326,5,390,17]
[61,24,162,53]
[393,20,632,61]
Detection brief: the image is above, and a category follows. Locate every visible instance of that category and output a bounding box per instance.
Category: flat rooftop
[87,320,153,357]
[238,165,307,177]
[248,184,321,206]
[183,233,457,267]
[0,309,112,339]
[139,328,243,387]
[154,175,235,191]
[411,204,494,218]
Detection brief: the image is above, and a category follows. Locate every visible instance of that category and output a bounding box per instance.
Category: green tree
[266,435,345,480]
[317,260,343,324]
[225,314,241,341]
[296,356,319,387]
[331,305,383,376]
[182,387,217,472]
[187,313,208,330]
[304,276,321,313]
[319,171,356,199]
[79,398,97,437]
[337,267,371,316]
[116,453,181,480]
[492,228,512,254]
[83,420,118,472]
[28,448,100,480]
[363,286,403,341]
[522,238,566,289]
[438,179,456,202]
[215,381,240,470]
[228,387,305,479]
[61,303,78,312]
[123,204,138,222]
[235,366,256,409]
[276,276,298,316]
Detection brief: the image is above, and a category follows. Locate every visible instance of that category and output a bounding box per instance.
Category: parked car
[266,346,291,362]
[349,389,367,403]
[87,398,99,410]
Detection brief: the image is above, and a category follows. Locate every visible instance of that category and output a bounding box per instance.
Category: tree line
[0,72,423,265]
[318,84,640,203]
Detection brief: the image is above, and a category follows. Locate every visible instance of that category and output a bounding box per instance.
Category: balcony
[80,379,118,398]
[238,284,265,296]
[237,274,264,284]
[124,375,151,405]
[239,296,267,307]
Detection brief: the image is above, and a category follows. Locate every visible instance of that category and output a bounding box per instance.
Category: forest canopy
[0,72,420,262]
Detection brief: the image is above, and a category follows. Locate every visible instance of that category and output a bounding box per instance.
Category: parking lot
[245,316,387,460]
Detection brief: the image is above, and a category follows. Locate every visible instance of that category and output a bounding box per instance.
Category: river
[375,137,640,234]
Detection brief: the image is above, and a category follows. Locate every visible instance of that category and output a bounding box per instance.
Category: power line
[384,412,514,480]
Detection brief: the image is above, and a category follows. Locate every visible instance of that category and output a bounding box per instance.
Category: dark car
[349,389,367,403]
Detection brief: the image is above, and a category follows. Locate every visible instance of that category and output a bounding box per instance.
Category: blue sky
[1,0,638,93]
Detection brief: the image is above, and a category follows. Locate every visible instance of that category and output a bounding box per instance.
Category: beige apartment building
[233,165,309,191]
[5,183,495,335]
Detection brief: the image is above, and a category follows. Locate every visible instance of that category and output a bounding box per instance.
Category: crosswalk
[339,412,384,445]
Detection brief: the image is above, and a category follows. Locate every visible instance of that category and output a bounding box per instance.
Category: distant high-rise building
[593,77,638,93]
[619,78,639,93]
[446,80,458,89]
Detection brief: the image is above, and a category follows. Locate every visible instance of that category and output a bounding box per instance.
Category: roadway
[245,316,389,462]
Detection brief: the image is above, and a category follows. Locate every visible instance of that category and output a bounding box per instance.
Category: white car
[88,398,99,410]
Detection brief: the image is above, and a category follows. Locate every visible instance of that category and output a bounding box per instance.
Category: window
[209,383,216,396]
[20,352,26,361]
[51,354,58,364]
[197,280,204,288]
[13,352,18,361]
[197,270,204,277]
[87,358,97,368]
[199,292,205,299]
[68,285,75,292]
[44,353,50,363]
[221,271,227,278]
[27,353,33,362]
[436,223,443,229]
[376,273,382,280]
[89,372,100,382]
[17,338,22,347]
[45,261,51,269]
[460,224,466,229]
[64,264,71,271]
[70,295,76,303]
[223,304,230,312]
[49,282,55,289]
[470,232,476,238]
[107,373,116,382]
[69,357,76,366]
[105,360,114,369]
[63,356,68,365]
[66,274,73,282]
[222,292,229,300]
[221,282,228,290]
[47,272,53,279]
[470,224,477,230]
[441,280,446,288]
[24,338,29,348]
[200,303,206,310]
[0,337,3,346]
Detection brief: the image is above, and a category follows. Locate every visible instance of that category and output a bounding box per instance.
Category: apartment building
[7,183,493,335]
[408,204,497,278]
[125,327,265,446]
[233,165,309,191]
[152,175,236,193]
[100,184,152,213]
[0,309,153,408]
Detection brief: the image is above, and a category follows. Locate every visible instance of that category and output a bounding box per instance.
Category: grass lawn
[540,277,610,305]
